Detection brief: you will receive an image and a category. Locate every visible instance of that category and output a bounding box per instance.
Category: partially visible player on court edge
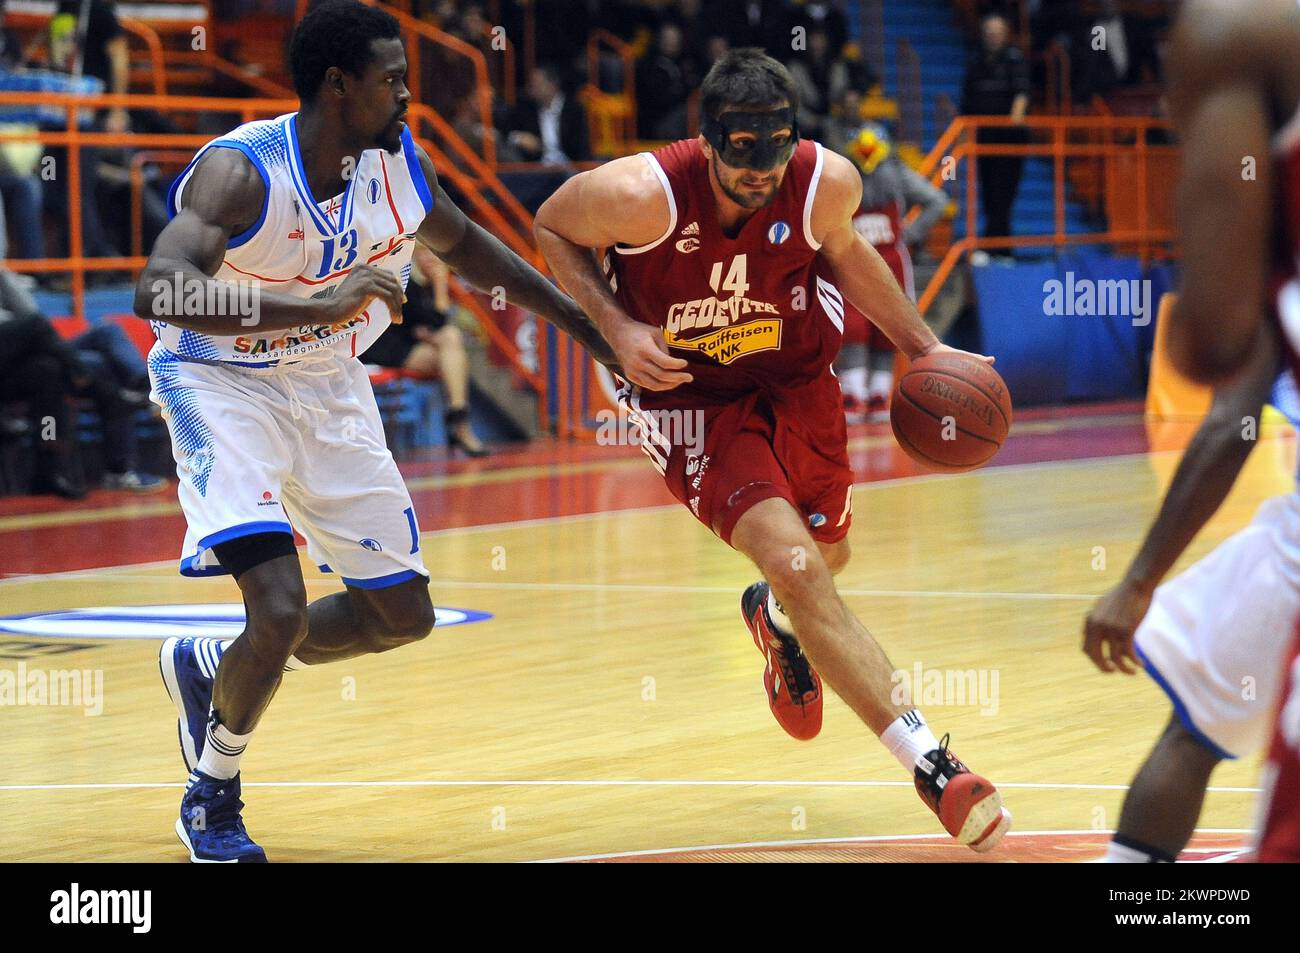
[136,0,616,862]
[1083,323,1297,862]
[535,49,1011,851]
[1163,0,1300,858]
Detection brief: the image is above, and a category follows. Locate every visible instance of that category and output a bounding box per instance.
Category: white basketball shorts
[147,343,427,589]
[1135,494,1300,759]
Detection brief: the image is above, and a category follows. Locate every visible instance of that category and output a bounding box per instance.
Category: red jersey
[604,138,845,408]
[1256,623,1300,862]
[852,200,914,299]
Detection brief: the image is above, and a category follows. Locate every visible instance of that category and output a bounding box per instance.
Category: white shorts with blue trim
[148,343,427,589]
[1134,494,1300,760]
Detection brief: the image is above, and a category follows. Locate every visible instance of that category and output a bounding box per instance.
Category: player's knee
[759,544,830,606]
[245,597,308,661]
[367,596,436,651]
[820,539,851,574]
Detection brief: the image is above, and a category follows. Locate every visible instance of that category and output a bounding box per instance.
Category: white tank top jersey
[155,112,433,366]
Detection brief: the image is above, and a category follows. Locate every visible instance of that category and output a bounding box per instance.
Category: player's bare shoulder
[176,146,267,235]
[535,154,671,250]
[808,147,863,247]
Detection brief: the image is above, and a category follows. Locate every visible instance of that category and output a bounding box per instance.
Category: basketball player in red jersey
[1163,0,1300,859]
[535,49,1010,851]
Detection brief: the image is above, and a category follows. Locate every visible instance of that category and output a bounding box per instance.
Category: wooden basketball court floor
[0,403,1291,862]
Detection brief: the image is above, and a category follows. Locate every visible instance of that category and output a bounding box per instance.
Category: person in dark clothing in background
[364,246,489,457]
[961,11,1030,242]
[0,265,160,496]
[505,64,590,164]
[635,22,698,140]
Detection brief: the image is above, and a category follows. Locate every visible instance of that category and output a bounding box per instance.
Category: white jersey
[156,112,433,366]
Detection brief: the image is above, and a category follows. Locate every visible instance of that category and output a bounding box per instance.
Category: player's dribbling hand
[609,319,692,391]
[328,263,406,325]
[1082,579,1153,674]
[915,341,995,365]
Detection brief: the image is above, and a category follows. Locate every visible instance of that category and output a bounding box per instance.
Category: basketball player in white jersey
[136,0,614,861]
[1136,0,1300,859]
[1083,322,1299,861]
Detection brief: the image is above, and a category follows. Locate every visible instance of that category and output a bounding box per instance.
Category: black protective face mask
[701,107,800,171]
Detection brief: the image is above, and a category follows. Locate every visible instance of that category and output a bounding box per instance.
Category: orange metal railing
[0,86,584,435]
[907,114,1176,317]
[120,18,168,96]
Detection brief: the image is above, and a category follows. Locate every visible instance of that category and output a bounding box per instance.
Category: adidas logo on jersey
[672,222,698,253]
[676,221,700,252]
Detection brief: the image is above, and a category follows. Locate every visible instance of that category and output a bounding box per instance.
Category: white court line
[530,828,1255,863]
[0,446,1190,585]
[0,779,1264,793]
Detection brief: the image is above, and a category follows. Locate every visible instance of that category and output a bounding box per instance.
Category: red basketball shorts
[621,375,855,547]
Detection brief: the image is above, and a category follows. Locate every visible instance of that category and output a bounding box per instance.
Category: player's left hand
[1082,579,1153,674]
[914,341,995,365]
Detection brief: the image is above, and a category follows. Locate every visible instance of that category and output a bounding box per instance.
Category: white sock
[196,711,253,780]
[868,369,894,401]
[765,589,795,637]
[881,710,942,774]
[839,366,868,401]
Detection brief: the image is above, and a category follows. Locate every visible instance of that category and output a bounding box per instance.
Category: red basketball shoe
[741,582,823,740]
[914,734,1011,852]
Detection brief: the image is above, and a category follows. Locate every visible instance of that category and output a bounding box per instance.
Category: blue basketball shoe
[159,637,227,771]
[176,769,267,863]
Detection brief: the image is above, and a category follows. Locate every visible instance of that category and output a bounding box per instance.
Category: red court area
[578,832,1250,863]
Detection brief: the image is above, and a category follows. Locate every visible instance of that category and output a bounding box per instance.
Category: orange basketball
[890,352,1012,472]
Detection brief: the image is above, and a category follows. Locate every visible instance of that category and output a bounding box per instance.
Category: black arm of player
[1122,323,1280,593]
[133,149,405,335]
[1083,322,1281,674]
[411,146,621,372]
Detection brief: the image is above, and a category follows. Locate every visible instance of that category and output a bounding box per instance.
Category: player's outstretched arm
[1083,322,1281,674]
[815,151,988,363]
[134,148,404,334]
[410,145,619,371]
[1165,0,1286,385]
[534,156,691,391]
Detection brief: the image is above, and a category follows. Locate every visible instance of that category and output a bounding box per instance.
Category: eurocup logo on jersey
[767,221,791,245]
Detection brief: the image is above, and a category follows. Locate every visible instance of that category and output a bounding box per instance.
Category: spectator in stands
[636,22,698,140]
[364,246,489,458]
[54,0,175,264]
[1075,0,1162,101]
[0,263,159,494]
[823,86,862,156]
[0,0,45,262]
[787,0,850,59]
[786,26,851,140]
[505,64,590,165]
[40,1,120,264]
[961,11,1030,243]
